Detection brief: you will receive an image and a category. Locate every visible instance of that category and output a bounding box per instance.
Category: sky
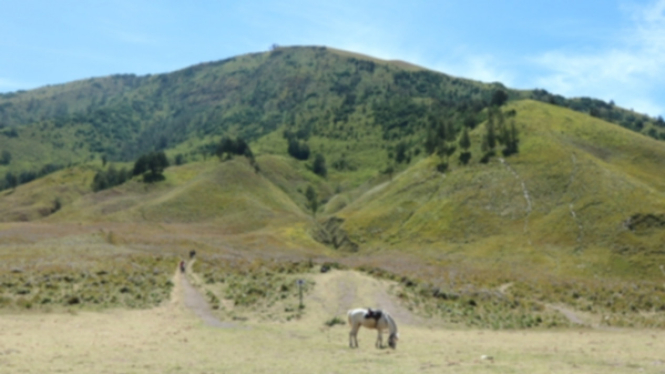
[2,0,664,117]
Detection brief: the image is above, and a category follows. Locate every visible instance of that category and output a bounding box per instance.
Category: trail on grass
[174,260,420,330]
[173,260,236,328]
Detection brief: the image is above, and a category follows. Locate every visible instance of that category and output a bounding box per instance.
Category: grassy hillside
[4,97,664,279]
[334,100,665,278]
[2,47,665,327]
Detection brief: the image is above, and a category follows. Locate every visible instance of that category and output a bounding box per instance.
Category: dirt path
[181,275,237,328]
[304,269,422,326]
[547,304,587,326]
[173,260,237,328]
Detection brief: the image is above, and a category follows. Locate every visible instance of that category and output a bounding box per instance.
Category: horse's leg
[349,323,358,348]
[376,329,383,348]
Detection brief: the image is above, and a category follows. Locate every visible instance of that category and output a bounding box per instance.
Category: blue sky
[2,0,664,117]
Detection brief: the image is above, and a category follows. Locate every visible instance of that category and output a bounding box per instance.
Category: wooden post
[297,279,304,309]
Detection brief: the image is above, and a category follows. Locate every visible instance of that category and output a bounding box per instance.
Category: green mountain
[1,45,664,258]
[3,46,665,326]
[1,46,661,176]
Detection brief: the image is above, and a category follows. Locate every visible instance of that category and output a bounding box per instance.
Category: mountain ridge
[0,46,661,173]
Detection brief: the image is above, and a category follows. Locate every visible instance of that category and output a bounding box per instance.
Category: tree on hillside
[481,111,497,164]
[287,138,310,160]
[424,126,439,155]
[490,89,508,107]
[486,110,497,150]
[425,116,458,172]
[217,136,254,160]
[394,141,410,164]
[0,151,11,165]
[133,151,169,183]
[215,136,259,173]
[312,153,327,177]
[217,136,235,160]
[490,108,507,146]
[501,120,520,156]
[92,165,129,192]
[656,116,665,128]
[305,185,318,216]
[458,127,472,165]
[5,172,17,190]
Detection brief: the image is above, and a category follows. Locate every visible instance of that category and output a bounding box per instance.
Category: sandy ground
[1,268,665,373]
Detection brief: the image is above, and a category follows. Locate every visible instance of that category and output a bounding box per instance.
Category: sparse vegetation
[0,255,173,311]
[194,258,315,322]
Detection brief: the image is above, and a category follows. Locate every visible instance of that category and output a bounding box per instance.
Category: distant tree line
[530,89,664,140]
[282,129,327,177]
[418,92,519,172]
[132,151,170,182]
[216,135,259,171]
[92,151,169,191]
[480,107,519,163]
[0,151,11,165]
[283,130,311,160]
[0,163,64,191]
[92,165,130,192]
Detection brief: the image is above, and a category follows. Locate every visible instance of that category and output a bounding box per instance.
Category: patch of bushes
[0,255,174,311]
[194,258,317,321]
[324,316,346,327]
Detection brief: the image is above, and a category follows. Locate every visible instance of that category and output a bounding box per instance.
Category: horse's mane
[382,311,398,335]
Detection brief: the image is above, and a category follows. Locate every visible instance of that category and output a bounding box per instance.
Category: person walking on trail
[180,260,186,273]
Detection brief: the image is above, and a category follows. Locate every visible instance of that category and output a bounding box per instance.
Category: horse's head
[388,333,399,349]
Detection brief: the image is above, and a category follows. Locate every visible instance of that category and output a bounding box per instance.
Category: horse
[347,308,399,349]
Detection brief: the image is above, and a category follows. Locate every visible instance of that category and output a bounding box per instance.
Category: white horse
[347,308,399,349]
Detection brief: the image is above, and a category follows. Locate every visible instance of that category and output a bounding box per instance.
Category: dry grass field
[2,264,665,373]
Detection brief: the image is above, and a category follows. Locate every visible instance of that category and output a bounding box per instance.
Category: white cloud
[433,54,516,86]
[532,0,665,116]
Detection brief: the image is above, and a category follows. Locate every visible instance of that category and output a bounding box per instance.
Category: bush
[311,153,327,177]
[324,316,346,327]
[132,151,169,182]
[458,151,471,165]
[287,138,310,160]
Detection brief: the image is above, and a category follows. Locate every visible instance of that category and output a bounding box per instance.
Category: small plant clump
[324,316,346,327]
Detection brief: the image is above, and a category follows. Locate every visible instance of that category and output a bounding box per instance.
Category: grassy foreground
[1,268,664,374]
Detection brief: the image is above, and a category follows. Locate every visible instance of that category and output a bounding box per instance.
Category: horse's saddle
[365,308,382,321]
